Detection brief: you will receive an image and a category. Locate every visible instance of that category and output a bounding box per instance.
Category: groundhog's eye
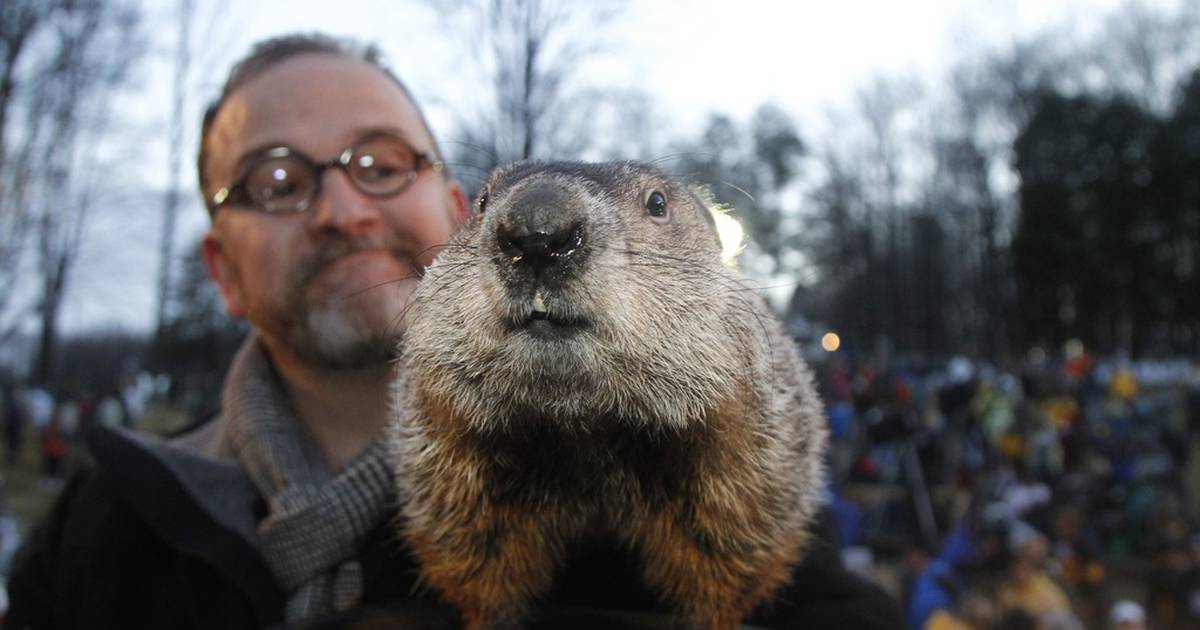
[477,190,489,213]
[644,191,668,219]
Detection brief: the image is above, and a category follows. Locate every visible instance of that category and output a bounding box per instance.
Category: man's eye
[360,163,400,181]
[244,160,309,204]
[261,180,297,199]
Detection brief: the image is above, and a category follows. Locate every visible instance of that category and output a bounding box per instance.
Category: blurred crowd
[0,373,163,482]
[817,347,1200,630]
[0,372,167,616]
[1,348,1198,628]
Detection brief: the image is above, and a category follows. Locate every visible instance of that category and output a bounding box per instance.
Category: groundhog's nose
[494,181,588,275]
[497,222,585,272]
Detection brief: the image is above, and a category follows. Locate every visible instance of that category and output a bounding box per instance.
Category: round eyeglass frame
[207,133,443,215]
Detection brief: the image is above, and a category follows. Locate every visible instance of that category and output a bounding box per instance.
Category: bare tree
[593,87,667,162]
[0,0,59,344]
[155,0,194,333]
[855,75,923,353]
[669,105,806,278]
[152,0,238,334]
[1090,0,1200,114]
[429,0,625,191]
[805,144,874,344]
[798,1,1200,358]
[923,63,1022,357]
[0,0,145,385]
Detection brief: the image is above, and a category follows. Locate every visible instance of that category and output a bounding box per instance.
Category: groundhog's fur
[390,161,828,630]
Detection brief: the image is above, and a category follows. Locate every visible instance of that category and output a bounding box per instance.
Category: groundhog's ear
[200,233,247,318]
[446,181,470,225]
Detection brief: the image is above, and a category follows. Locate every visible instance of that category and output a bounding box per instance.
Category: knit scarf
[222,338,396,621]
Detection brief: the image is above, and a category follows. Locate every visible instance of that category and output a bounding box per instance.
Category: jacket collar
[86,422,286,623]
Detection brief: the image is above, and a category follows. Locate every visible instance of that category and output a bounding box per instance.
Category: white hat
[1110,600,1145,624]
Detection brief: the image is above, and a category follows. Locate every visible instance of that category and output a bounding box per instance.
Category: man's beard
[251,234,418,370]
[288,297,401,369]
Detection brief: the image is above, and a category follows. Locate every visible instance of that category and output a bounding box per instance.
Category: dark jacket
[5,424,902,629]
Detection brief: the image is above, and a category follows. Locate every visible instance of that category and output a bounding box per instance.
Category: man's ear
[201,232,246,318]
[447,181,470,226]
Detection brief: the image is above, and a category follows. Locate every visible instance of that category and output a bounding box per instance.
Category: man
[6,33,902,629]
[7,33,468,628]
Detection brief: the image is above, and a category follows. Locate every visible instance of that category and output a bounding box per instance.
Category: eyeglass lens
[245,155,314,212]
[242,136,422,213]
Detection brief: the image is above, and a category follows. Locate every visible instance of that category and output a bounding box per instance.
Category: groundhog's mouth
[510,291,589,337]
[517,311,589,338]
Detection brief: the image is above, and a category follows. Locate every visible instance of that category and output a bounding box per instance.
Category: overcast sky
[56,0,1165,335]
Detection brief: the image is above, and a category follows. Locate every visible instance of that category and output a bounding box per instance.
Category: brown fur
[390,161,828,629]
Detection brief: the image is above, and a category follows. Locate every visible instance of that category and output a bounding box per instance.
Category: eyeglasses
[208,133,443,215]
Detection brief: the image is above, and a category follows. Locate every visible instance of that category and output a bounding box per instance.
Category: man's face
[201,53,468,369]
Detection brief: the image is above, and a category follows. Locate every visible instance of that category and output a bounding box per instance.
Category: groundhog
[390,161,828,630]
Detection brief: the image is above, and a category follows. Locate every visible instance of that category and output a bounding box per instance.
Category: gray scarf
[222,338,396,621]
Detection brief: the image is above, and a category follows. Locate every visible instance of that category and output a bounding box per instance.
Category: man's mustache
[288,235,415,291]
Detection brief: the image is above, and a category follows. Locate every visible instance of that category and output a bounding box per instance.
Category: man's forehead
[208,54,431,172]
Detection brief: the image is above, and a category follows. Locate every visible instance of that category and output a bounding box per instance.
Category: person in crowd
[921,591,998,630]
[997,521,1083,629]
[1109,600,1149,630]
[1,382,25,464]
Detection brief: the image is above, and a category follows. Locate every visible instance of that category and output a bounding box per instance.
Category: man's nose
[307,169,384,236]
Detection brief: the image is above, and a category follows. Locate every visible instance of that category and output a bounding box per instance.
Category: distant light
[821,332,841,352]
[1064,338,1084,360]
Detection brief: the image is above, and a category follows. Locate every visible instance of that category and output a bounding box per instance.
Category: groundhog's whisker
[610,250,759,290]
[725,279,807,294]
[615,263,757,297]
[415,242,479,260]
[645,153,706,169]
[343,271,427,300]
[619,243,806,297]
[618,238,714,256]
[387,266,475,331]
[717,314,762,391]
[439,161,493,175]
[439,139,500,162]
